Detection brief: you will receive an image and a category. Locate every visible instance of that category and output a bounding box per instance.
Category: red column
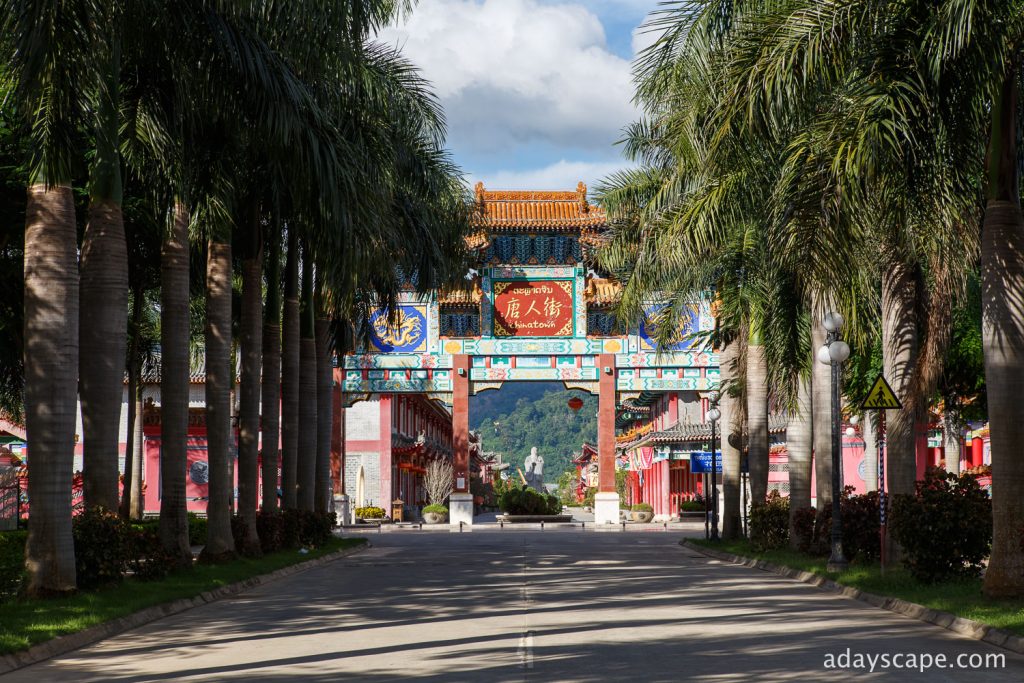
[598,353,617,493]
[453,354,470,492]
[971,437,984,468]
[661,460,671,517]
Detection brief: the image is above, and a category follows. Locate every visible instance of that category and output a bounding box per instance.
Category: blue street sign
[689,452,722,474]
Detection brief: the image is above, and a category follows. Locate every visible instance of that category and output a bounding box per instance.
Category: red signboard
[493,279,573,337]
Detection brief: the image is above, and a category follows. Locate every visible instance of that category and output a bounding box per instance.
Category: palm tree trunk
[811,314,832,511]
[942,413,960,476]
[280,228,300,509]
[982,66,1024,598]
[79,210,127,511]
[79,52,127,513]
[788,373,812,547]
[746,325,769,506]
[297,250,317,512]
[199,238,237,562]
[129,372,144,519]
[261,226,282,513]
[159,201,192,564]
[881,252,919,501]
[119,285,143,520]
[23,183,78,597]
[237,224,263,555]
[315,314,332,513]
[719,342,742,539]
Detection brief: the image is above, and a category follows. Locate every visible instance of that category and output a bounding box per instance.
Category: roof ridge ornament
[577,181,588,213]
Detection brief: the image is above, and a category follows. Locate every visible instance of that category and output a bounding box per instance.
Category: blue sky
[380,0,662,192]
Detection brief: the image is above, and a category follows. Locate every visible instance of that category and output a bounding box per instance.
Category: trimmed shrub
[301,511,336,547]
[126,527,175,581]
[499,486,561,515]
[0,530,27,602]
[73,506,130,589]
[750,491,789,551]
[257,511,283,554]
[792,506,820,554]
[281,509,303,549]
[423,504,448,515]
[840,489,881,562]
[276,510,335,548]
[632,503,654,512]
[187,512,208,547]
[890,468,992,583]
[680,500,705,512]
[792,488,881,561]
[546,494,561,515]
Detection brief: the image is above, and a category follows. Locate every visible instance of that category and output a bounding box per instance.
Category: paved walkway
[4,527,1022,681]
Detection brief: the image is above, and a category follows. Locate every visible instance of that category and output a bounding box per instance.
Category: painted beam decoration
[493,279,574,337]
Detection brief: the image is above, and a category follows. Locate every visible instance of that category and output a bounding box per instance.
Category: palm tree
[200,232,236,563]
[3,0,103,596]
[746,321,769,505]
[718,341,743,539]
[261,222,282,513]
[788,373,813,546]
[314,308,333,514]
[119,192,162,520]
[236,206,263,555]
[281,228,300,509]
[297,250,317,512]
[157,202,194,565]
[22,184,79,595]
[78,5,128,513]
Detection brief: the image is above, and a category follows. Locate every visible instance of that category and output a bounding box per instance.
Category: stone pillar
[331,369,350,525]
[379,395,392,509]
[595,353,619,524]
[450,354,473,526]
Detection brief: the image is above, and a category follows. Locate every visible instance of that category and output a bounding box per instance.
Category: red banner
[493,280,573,337]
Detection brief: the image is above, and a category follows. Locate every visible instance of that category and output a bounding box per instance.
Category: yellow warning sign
[861,375,902,410]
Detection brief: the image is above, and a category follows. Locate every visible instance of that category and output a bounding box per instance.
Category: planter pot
[631,510,654,523]
[423,511,448,525]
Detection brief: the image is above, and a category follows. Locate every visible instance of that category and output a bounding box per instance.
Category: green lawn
[691,539,1024,635]
[0,537,366,655]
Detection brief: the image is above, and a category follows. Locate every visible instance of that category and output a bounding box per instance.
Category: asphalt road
[4,526,1022,682]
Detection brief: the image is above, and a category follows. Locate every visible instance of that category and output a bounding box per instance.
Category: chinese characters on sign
[493,280,574,337]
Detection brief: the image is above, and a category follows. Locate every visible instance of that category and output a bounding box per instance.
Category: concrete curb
[681,539,1024,655]
[0,541,371,676]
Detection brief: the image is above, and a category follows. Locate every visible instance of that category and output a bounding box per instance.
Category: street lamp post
[818,312,850,572]
[707,391,722,542]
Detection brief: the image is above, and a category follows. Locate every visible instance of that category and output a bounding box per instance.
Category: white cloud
[379,0,637,157]
[631,22,663,56]
[473,159,634,191]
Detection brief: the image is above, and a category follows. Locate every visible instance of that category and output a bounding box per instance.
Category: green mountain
[470,382,597,482]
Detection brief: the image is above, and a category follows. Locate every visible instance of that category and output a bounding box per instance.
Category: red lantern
[567,396,584,414]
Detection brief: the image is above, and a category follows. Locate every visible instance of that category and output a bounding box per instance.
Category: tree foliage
[471,384,597,482]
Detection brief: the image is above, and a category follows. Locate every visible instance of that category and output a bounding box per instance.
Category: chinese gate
[336,183,719,525]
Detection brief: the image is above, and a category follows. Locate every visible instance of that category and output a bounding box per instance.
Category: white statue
[523,447,545,491]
